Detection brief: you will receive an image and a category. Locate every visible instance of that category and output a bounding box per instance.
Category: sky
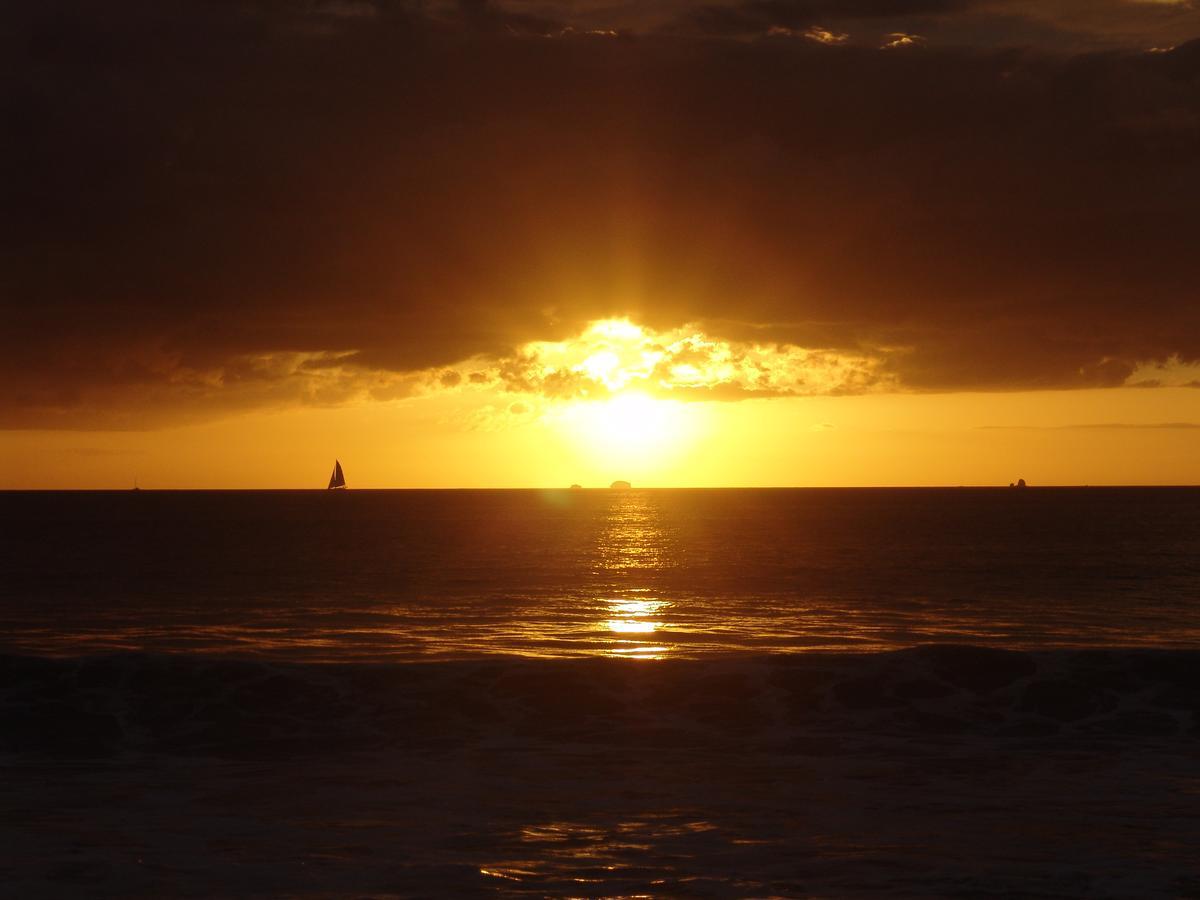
[4,0,1200,487]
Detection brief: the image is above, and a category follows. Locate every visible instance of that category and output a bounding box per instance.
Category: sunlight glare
[606,619,660,633]
[557,392,702,467]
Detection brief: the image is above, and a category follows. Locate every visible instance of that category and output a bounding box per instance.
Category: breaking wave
[3,646,1196,757]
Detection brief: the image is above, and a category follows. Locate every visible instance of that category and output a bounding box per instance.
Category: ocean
[2,488,1198,896]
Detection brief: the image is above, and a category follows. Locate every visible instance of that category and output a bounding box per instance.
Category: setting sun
[552,392,706,469]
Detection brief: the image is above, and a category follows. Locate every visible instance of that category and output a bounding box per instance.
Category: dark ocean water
[2,489,1198,897]
[3,487,1199,659]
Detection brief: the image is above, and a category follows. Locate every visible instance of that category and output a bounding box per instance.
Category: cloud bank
[4,1,1200,427]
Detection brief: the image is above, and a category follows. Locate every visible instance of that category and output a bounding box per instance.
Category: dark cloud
[454,0,565,35]
[680,0,977,37]
[4,1,1200,427]
[671,0,1200,50]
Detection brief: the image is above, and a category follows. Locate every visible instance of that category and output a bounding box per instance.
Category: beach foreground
[3,648,1197,897]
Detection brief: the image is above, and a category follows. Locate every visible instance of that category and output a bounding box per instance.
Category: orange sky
[8,339,1200,489]
[6,4,1200,487]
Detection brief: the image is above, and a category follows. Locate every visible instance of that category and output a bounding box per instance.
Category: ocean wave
[2,646,1196,758]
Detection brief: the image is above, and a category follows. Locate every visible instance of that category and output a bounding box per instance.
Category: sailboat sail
[328,460,346,490]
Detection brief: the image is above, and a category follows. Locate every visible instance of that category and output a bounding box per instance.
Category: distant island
[610,480,632,490]
[1008,478,1028,488]
[569,484,583,490]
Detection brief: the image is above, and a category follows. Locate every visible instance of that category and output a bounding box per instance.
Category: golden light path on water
[8,488,1198,662]
[603,597,670,658]
[595,491,675,660]
[584,488,1023,660]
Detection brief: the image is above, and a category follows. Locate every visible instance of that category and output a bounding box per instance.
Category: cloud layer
[4,1,1200,427]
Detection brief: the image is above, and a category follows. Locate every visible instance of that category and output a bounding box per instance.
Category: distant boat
[327,459,347,490]
[132,475,141,492]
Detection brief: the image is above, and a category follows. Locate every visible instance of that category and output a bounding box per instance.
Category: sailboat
[327,459,347,490]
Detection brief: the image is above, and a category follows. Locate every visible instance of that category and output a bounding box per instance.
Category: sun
[554,391,704,470]
[509,318,714,475]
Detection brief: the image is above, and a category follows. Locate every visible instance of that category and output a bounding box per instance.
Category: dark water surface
[3,487,1199,659]
[2,489,1198,897]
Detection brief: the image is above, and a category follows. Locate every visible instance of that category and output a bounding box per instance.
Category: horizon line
[5,483,1200,492]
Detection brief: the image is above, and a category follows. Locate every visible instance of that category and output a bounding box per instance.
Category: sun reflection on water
[603,597,672,657]
[480,815,726,888]
[605,597,668,635]
[594,491,673,574]
[609,645,671,659]
[610,598,667,618]
[606,619,658,633]
[595,493,677,658]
